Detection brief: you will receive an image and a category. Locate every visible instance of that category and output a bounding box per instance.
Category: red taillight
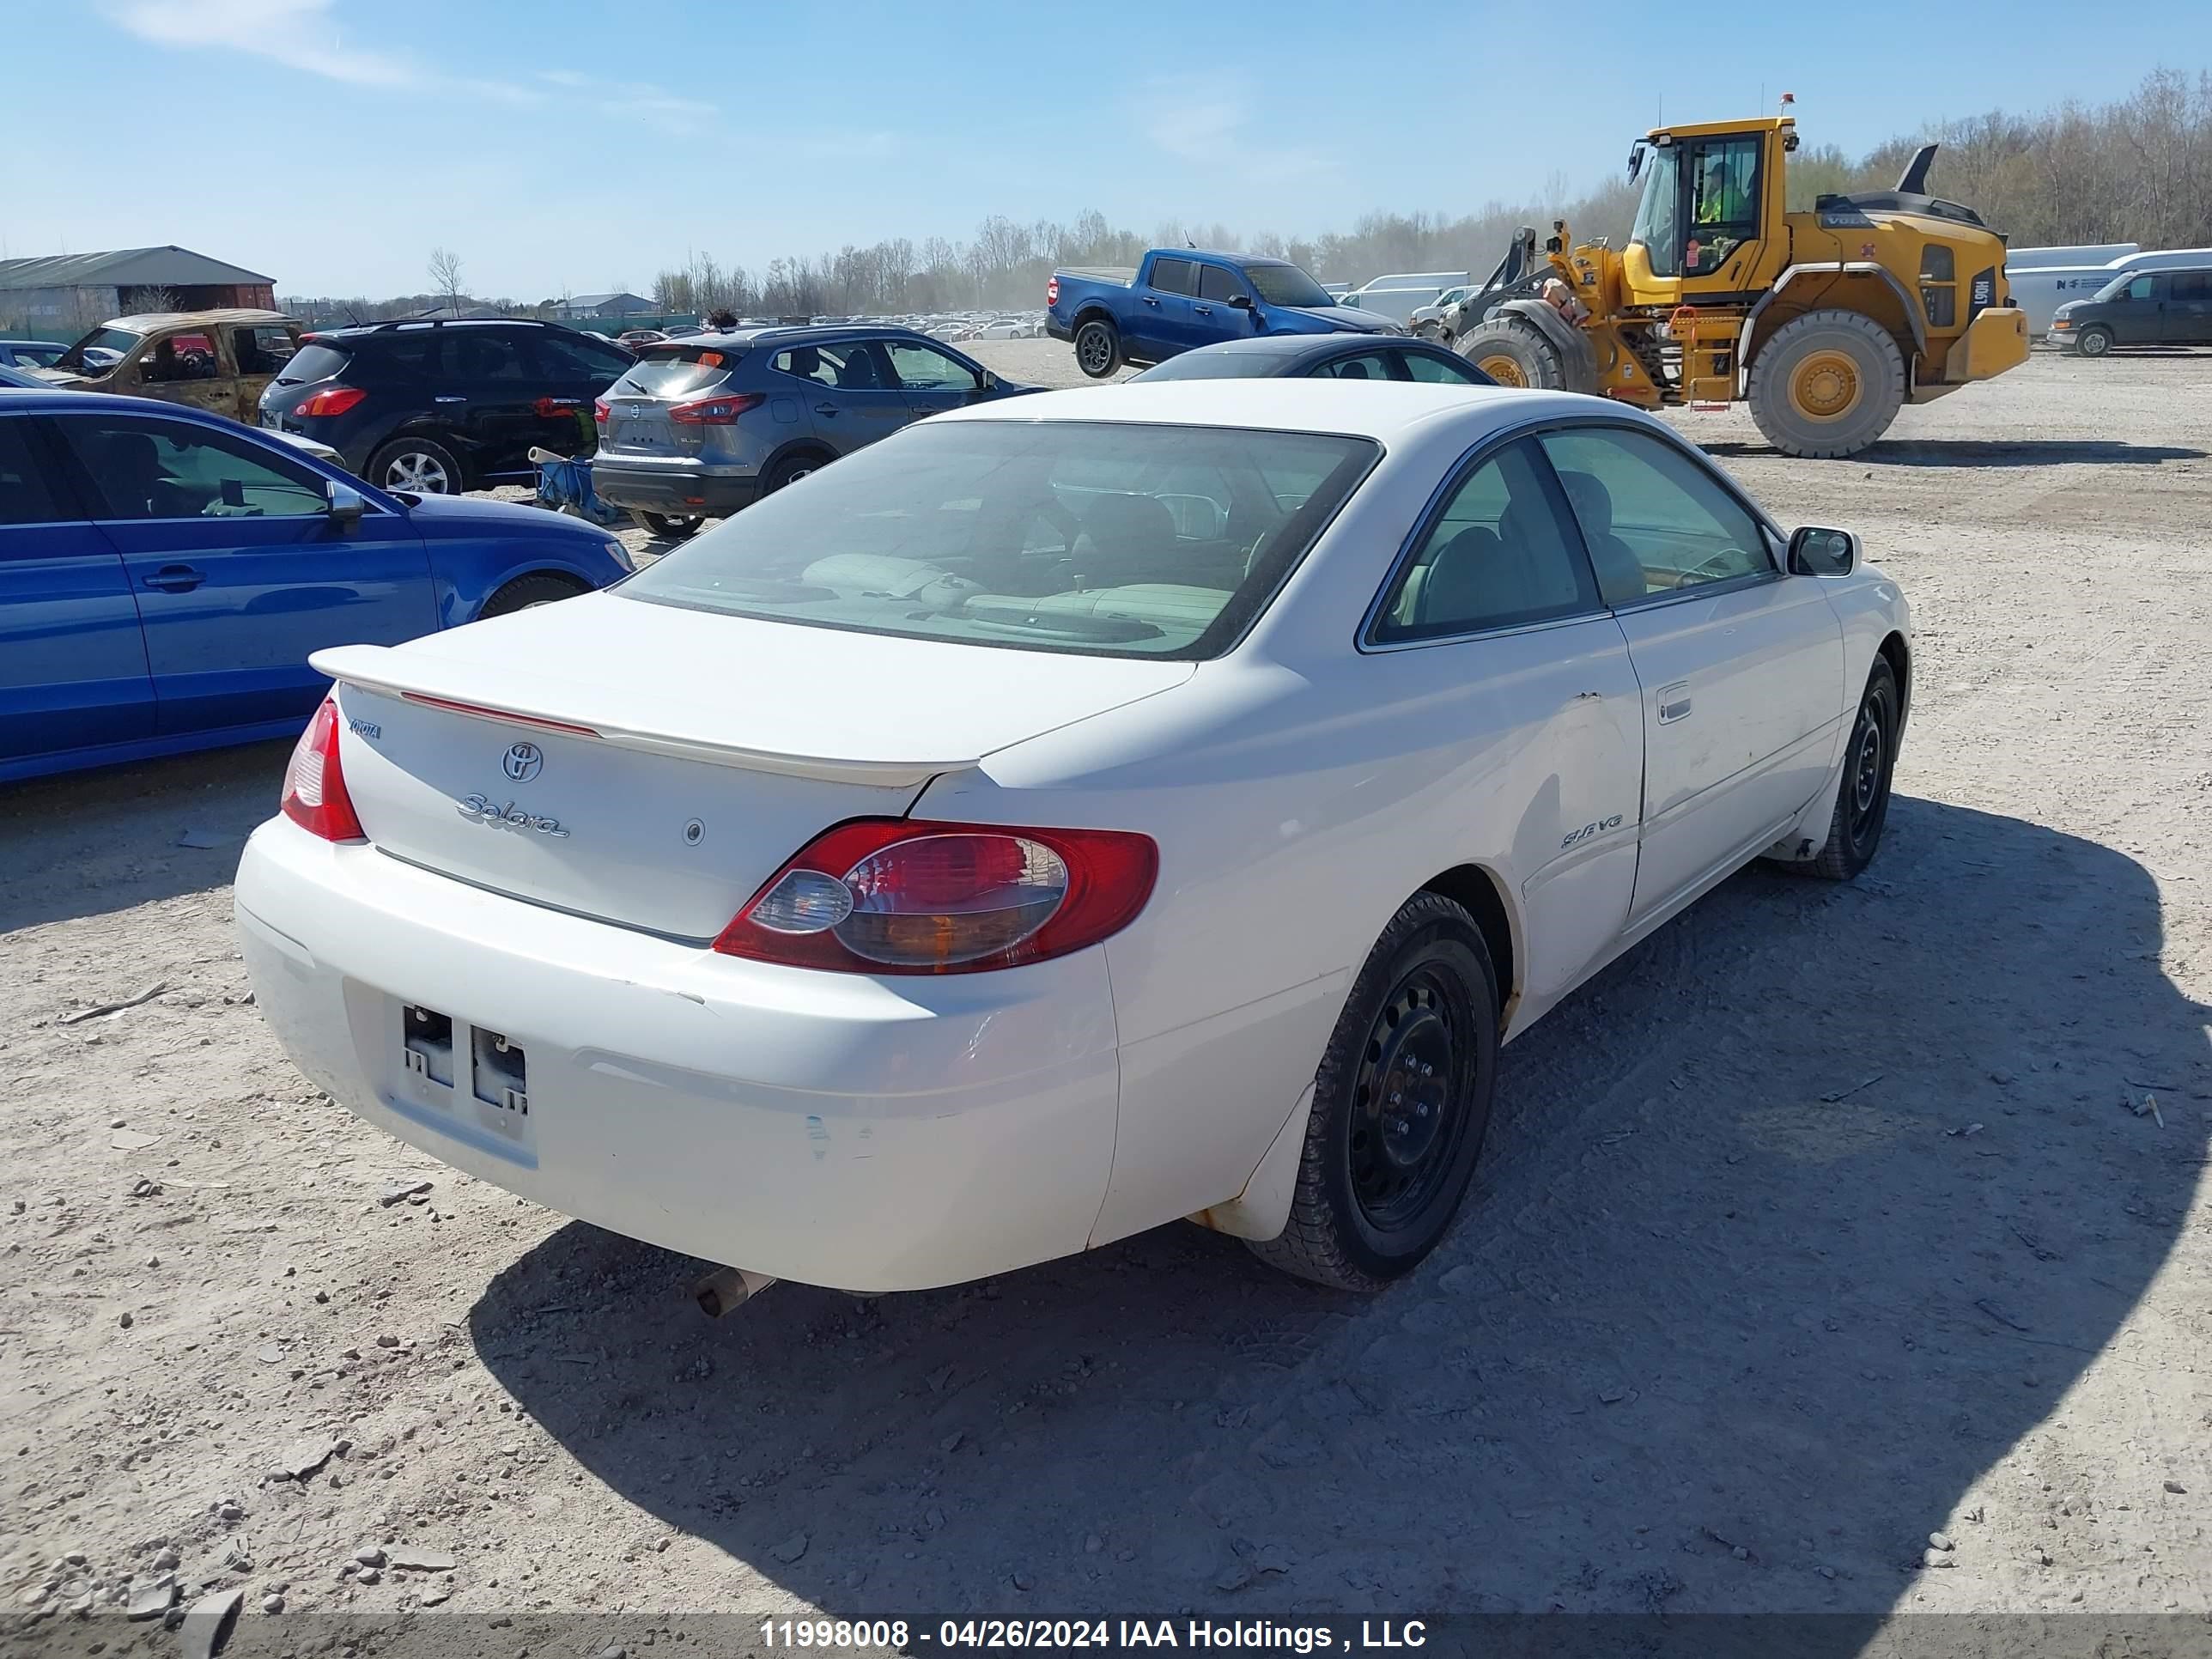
[592,398,611,425]
[295,385,366,418]
[668,392,766,425]
[1046,276,1060,307]
[714,819,1157,975]
[279,698,364,842]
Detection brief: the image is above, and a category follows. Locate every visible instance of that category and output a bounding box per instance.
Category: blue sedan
[0,389,634,783]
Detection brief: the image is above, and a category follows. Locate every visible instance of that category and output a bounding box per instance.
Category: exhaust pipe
[694,1266,778,1318]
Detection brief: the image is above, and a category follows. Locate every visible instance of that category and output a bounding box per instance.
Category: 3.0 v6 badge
[458,794,571,838]
[1561,814,1625,849]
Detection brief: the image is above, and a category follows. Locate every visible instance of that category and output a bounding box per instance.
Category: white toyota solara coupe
[238,381,1909,1294]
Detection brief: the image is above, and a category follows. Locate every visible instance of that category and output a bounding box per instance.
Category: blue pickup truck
[1046,249,1401,378]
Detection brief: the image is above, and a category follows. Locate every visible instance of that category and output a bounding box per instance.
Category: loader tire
[1455,316,1565,390]
[1747,310,1905,459]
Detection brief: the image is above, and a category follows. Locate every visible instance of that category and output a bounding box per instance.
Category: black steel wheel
[1774,656,1900,881]
[1248,891,1499,1290]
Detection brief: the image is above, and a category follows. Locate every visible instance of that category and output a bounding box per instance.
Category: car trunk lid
[313,593,1193,939]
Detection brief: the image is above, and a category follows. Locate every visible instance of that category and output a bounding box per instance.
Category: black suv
[258,318,634,493]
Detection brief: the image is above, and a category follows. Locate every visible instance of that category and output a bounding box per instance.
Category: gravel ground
[3,346,2210,1653]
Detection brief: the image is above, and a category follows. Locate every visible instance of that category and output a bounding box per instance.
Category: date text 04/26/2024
[757,1621,1431,1651]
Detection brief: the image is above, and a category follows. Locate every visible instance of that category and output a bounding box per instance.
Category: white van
[2007,246,2212,332]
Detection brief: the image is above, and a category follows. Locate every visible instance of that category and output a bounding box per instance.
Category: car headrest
[1081,492,1179,559]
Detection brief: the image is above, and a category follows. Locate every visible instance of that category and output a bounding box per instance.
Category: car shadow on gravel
[1704,440,2208,468]
[0,741,288,932]
[470,796,2208,1628]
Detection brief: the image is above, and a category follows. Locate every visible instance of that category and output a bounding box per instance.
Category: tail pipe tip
[694,1265,779,1318]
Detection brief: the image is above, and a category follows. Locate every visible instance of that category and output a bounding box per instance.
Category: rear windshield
[619,419,1379,659]
[614,347,744,398]
[280,343,352,384]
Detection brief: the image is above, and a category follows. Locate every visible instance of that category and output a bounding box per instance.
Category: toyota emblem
[502,741,544,782]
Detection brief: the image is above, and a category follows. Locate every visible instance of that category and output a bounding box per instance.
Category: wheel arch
[458,564,592,625]
[1739,266,1925,392]
[1418,863,1517,1030]
[1877,629,1911,724]
[762,436,836,480]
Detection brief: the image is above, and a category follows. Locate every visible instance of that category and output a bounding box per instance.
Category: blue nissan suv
[0,389,632,783]
[589,325,1036,535]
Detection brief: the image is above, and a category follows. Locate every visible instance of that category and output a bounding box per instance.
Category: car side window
[0,418,69,526]
[140,332,220,384]
[772,342,883,389]
[1398,349,1488,385]
[882,340,980,392]
[1537,426,1772,604]
[1312,352,1399,381]
[58,415,330,521]
[2171,271,2212,303]
[1196,265,1248,304]
[231,325,295,375]
[1372,439,1600,641]
[537,331,630,380]
[448,329,530,381]
[1150,258,1197,297]
[2121,275,2155,301]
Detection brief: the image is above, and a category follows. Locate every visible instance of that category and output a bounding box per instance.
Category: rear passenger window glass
[1538,426,1771,603]
[1401,349,1488,385]
[770,342,883,389]
[539,332,631,379]
[1312,352,1397,381]
[1373,440,1598,641]
[1196,265,1247,303]
[447,330,529,381]
[0,419,66,526]
[1150,258,1196,297]
[2172,271,2212,302]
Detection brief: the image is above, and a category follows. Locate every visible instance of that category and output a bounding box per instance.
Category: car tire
[368,435,465,495]
[1247,891,1500,1291]
[1747,309,1906,459]
[2075,325,2114,358]
[1771,657,1901,882]
[633,510,702,539]
[1455,315,1565,389]
[478,573,586,619]
[1073,317,1121,379]
[763,453,824,495]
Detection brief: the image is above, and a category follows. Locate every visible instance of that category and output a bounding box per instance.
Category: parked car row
[0,385,632,783]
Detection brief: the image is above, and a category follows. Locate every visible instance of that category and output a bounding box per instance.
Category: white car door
[1364,437,1644,1007]
[1537,424,1845,922]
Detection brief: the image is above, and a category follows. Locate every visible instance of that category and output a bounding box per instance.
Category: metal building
[0,246,277,334]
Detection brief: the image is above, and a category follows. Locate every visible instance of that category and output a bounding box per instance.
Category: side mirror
[326,479,366,529]
[978,368,999,391]
[1788,526,1857,576]
[1228,294,1255,310]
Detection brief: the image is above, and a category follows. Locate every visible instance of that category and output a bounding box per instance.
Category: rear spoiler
[311,643,977,787]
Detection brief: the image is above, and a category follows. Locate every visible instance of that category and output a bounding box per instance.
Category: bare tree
[428,247,465,313]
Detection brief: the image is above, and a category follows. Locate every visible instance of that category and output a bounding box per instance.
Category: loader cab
[1624,119,1788,304]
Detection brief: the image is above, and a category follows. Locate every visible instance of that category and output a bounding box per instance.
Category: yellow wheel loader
[1451,112,2030,457]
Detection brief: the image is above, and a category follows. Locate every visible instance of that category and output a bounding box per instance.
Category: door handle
[813,402,840,416]
[1656,682,1693,724]
[1142,296,1160,307]
[143,564,204,592]
[433,395,465,404]
[1194,305,1212,315]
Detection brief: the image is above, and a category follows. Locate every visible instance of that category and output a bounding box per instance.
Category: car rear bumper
[234,817,1121,1292]
[588,460,760,516]
[1046,315,1073,342]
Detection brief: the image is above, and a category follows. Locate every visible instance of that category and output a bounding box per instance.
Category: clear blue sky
[4,0,2205,299]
